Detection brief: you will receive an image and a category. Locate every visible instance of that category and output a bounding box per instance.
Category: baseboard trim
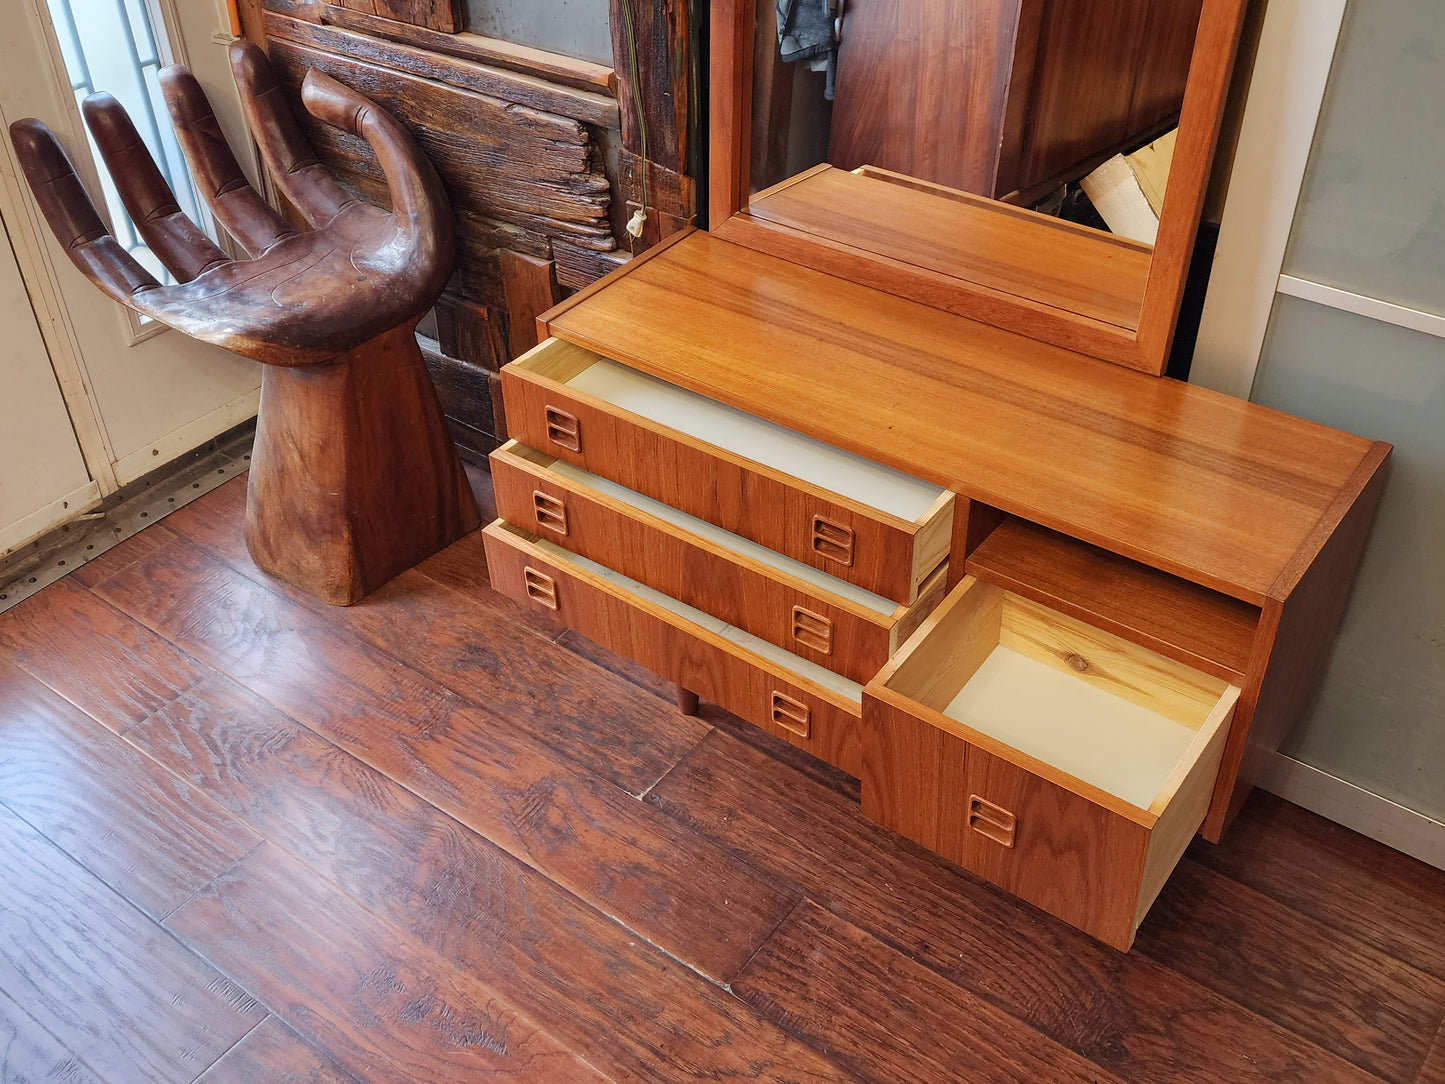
[1260,754,1445,871]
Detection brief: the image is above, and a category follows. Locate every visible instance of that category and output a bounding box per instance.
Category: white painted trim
[1260,754,1445,872]
[0,3,121,492]
[0,481,103,558]
[1190,0,1348,400]
[111,388,260,485]
[1275,276,1445,341]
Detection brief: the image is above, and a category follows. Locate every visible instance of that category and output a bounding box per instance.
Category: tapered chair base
[245,322,481,606]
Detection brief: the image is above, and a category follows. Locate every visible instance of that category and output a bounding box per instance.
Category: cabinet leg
[676,687,700,716]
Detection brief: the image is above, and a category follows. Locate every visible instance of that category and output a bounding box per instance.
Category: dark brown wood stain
[0,475,1439,1082]
[193,1016,360,1084]
[0,657,260,920]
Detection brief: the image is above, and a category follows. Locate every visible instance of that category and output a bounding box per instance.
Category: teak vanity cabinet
[481,230,1389,949]
[480,0,1390,950]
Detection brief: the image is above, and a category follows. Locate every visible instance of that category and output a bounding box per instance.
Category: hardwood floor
[1,471,1441,1083]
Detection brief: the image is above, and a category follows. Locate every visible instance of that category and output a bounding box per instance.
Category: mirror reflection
[753,0,1204,246]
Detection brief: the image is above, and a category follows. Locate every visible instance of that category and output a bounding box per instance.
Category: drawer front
[502,362,942,605]
[952,743,1153,951]
[862,690,1151,949]
[484,521,865,775]
[859,576,1238,950]
[491,442,907,684]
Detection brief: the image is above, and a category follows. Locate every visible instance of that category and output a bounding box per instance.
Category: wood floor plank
[1189,791,1445,983]
[412,525,500,598]
[70,523,179,587]
[0,656,260,920]
[0,577,209,732]
[167,844,613,1084]
[94,538,798,983]
[0,802,265,1083]
[1135,859,1445,1083]
[127,673,852,1083]
[647,731,1380,1083]
[1418,1022,1445,1084]
[195,1017,359,1084]
[308,569,709,796]
[0,987,104,1084]
[735,900,1122,1084]
[159,472,711,796]
[554,626,677,702]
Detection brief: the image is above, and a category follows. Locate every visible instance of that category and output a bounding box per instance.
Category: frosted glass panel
[1252,295,1445,821]
[1281,3,1445,316]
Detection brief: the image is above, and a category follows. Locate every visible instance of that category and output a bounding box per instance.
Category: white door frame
[0,0,262,498]
[1192,0,1445,868]
[1190,0,1349,399]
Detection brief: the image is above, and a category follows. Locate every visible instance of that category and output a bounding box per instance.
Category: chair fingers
[230,40,354,229]
[82,93,231,283]
[301,69,453,291]
[158,64,297,256]
[7,118,160,303]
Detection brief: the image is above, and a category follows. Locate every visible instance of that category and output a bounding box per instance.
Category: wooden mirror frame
[707,0,1249,376]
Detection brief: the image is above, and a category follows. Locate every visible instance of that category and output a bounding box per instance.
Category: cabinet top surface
[544,232,1383,604]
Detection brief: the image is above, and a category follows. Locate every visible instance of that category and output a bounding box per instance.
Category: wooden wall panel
[609,0,698,245]
[259,1,699,453]
[265,31,614,257]
[332,0,460,33]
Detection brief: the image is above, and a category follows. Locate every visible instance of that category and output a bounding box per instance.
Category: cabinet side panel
[1203,442,1391,840]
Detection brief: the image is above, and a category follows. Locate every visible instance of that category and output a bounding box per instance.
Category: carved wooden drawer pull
[811,514,855,567]
[545,405,581,452]
[770,691,811,737]
[968,795,1016,848]
[523,566,559,610]
[532,490,568,535]
[791,606,834,655]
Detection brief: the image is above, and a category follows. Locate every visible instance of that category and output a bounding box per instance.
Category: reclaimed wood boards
[265,31,615,267]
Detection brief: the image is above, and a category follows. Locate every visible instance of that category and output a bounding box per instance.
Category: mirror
[709,0,1249,375]
[754,0,1201,233]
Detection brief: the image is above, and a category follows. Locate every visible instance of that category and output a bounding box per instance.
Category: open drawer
[861,576,1240,949]
[491,440,947,684]
[501,337,953,604]
[484,520,867,775]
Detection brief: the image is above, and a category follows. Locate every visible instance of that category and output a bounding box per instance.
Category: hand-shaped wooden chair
[9,41,480,605]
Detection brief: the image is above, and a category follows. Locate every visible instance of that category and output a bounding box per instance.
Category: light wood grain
[504,337,944,604]
[1134,691,1236,928]
[862,577,1242,947]
[711,0,1248,374]
[1000,593,1230,727]
[490,441,933,684]
[1203,440,1392,839]
[749,165,1151,330]
[966,516,1259,684]
[544,231,1377,606]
